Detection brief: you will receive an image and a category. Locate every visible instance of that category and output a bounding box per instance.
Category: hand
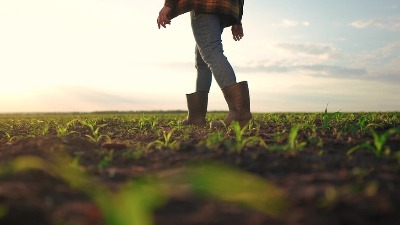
[157,6,172,29]
[231,24,244,41]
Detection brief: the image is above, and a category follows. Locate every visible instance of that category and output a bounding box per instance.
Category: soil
[0,122,399,225]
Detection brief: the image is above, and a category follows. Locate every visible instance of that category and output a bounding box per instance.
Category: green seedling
[137,116,159,130]
[80,120,110,143]
[269,124,307,152]
[0,121,19,142]
[166,117,187,131]
[137,117,147,130]
[56,120,78,137]
[149,128,178,150]
[272,130,287,144]
[246,119,256,131]
[305,125,324,148]
[0,130,14,142]
[357,115,368,132]
[40,122,50,136]
[287,124,307,151]
[321,105,341,130]
[27,120,51,137]
[347,115,379,134]
[226,121,266,152]
[204,131,225,149]
[347,127,400,157]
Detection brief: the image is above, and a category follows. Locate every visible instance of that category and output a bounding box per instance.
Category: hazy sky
[1,0,399,113]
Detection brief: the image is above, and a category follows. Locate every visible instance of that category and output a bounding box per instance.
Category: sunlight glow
[1,0,399,112]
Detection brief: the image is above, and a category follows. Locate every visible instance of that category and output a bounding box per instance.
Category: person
[157,0,252,127]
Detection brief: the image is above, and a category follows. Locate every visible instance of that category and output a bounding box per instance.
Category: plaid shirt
[164,0,244,26]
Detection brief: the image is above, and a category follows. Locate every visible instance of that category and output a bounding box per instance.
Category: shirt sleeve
[164,0,176,8]
[238,0,244,24]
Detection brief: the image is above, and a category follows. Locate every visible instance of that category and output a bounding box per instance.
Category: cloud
[276,42,337,57]
[237,58,400,85]
[278,19,310,27]
[236,61,366,79]
[349,17,400,30]
[349,19,378,29]
[356,41,400,65]
[352,41,400,82]
[231,37,400,88]
[298,65,367,78]
[232,42,367,79]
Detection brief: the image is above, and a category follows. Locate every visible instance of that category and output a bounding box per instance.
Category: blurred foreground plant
[0,154,287,225]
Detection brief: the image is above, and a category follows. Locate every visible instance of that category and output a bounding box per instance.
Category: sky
[0,0,399,113]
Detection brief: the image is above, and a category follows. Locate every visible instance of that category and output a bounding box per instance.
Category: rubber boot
[213,81,252,128]
[182,91,208,126]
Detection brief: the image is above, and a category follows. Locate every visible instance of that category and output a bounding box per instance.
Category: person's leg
[190,11,236,89]
[195,45,212,92]
[190,12,252,128]
[182,39,211,126]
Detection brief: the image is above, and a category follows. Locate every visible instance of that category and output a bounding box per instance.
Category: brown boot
[214,81,252,127]
[182,91,208,126]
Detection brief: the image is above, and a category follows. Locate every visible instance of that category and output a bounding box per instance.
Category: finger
[157,19,164,29]
[157,18,168,29]
[234,34,242,41]
[162,17,171,25]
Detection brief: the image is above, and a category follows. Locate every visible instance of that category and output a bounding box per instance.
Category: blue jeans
[191,11,237,92]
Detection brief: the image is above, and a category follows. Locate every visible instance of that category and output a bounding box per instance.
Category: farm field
[0,111,399,225]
